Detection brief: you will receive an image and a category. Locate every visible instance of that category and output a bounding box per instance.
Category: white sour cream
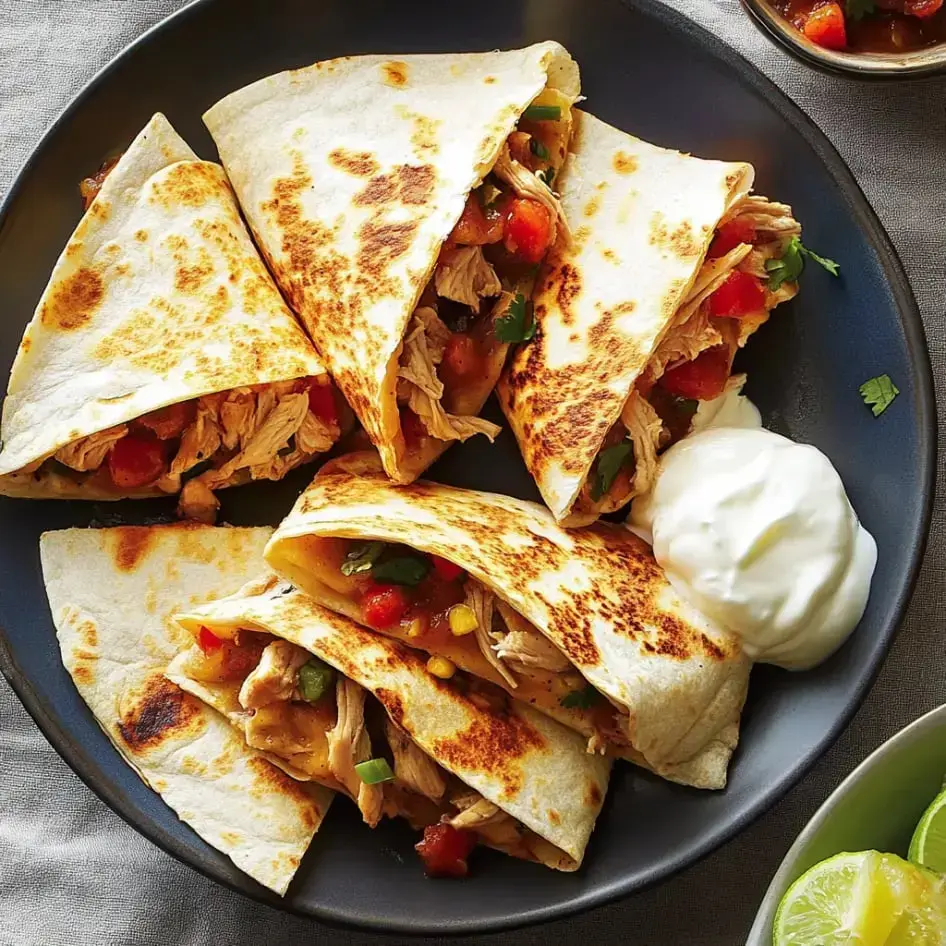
[630,427,877,670]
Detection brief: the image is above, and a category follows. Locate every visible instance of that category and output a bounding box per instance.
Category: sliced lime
[910,789,946,873]
[773,852,943,946]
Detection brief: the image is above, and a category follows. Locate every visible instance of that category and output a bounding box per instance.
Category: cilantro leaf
[766,236,840,291]
[590,442,633,503]
[560,684,601,710]
[340,541,384,576]
[529,137,550,161]
[859,374,899,417]
[371,556,430,586]
[846,0,876,20]
[494,292,536,343]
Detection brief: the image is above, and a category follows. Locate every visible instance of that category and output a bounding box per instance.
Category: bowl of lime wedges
[749,704,946,945]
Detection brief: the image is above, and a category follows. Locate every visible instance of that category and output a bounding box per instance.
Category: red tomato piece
[307,379,339,426]
[134,400,198,440]
[708,271,767,319]
[449,194,504,245]
[400,408,428,446]
[197,626,224,653]
[442,333,481,382]
[107,435,166,488]
[660,346,732,401]
[415,824,477,879]
[431,555,464,582]
[503,198,553,264]
[361,583,410,628]
[803,3,847,49]
[708,218,758,259]
[905,0,943,16]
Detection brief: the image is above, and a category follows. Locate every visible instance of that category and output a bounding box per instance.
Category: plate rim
[0,0,936,934]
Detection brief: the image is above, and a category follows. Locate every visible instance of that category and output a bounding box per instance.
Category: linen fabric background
[0,1,943,943]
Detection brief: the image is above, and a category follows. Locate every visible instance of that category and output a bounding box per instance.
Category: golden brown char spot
[40,267,104,331]
[134,229,149,242]
[77,620,98,648]
[381,60,409,87]
[118,675,204,752]
[149,161,225,210]
[554,263,582,327]
[548,808,561,826]
[353,164,436,208]
[432,711,545,800]
[602,248,618,264]
[583,196,601,218]
[109,527,155,572]
[173,245,214,293]
[246,756,321,815]
[375,687,405,728]
[73,665,93,685]
[328,148,380,178]
[484,75,496,84]
[585,779,603,808]
[612,151,638,174]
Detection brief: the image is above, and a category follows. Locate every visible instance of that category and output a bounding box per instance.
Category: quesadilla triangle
[203,43,580,484]
[169,574,610,875]
[498,109,808,526]
[0,113,347,522]
[263,457,751,790]
[40,524,333,896]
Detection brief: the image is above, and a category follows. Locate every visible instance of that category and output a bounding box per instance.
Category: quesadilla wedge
[0,114,345,521]
[168,573,609,874]
[263,455,750,790]
[203,43,580,484]
[499,110,833,525]
[40,524,332,895]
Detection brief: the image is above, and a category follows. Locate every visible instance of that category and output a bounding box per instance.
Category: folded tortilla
[498,110,801,525]
[204,44,580,484]
[264,457,750,790]
[168,573,609,872]
[40,524,332,895]
[0,114,341,518]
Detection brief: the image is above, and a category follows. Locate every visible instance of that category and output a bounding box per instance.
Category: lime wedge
[773,852,945,946]
[884,906,946,946]
[910,789,946,873]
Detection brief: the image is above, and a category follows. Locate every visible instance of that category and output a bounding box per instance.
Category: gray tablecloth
[0,2,943,943]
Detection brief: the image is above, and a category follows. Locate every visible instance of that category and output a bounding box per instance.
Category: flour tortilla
[264,462,750,789]
[498,110,754,522]
[171,575,610,870]
[0,113,327,498]
[204,44,579,484]
[40,524,332,895]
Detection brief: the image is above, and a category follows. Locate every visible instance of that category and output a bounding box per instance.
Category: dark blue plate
[0,0,934,934]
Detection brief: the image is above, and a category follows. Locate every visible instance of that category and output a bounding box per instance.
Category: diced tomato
[415,824,477,879]
[134,401,197,440]
[107,435,166,488]
[431,555,464,582]
[708,218,758,259]
[660,346,732,401]
[441,332,481,383]
[803,3,847,49]
[503,198,553,265]
[400,408,428,446]
[362,583,410,628]
[307,379,339,426]
[905,0,943,16]
[197,626,224,653]
[708,271,767,319]
[449,194,504,245]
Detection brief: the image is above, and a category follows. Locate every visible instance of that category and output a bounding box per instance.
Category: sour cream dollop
[630,426,877,670]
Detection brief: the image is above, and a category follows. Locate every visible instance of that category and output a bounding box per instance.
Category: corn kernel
[406,617,426,639]
[427,656,456,680]
[448,604,478,636]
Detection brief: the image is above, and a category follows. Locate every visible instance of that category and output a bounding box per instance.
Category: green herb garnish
[494,292,536,343]
[372,556,430,586]
[530,137,550,161]
[766,236,840,292]
[298,659,335,702]
[859,374,899,417]
[522,104,561,122]
[560,684,601,710]
[354,758,396,785]
[341,541,384,576]
[590,442,633,502]
[479,182,502,209]
[846,0,876,20]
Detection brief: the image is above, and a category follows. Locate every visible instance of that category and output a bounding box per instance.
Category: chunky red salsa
[772,0,946,52]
